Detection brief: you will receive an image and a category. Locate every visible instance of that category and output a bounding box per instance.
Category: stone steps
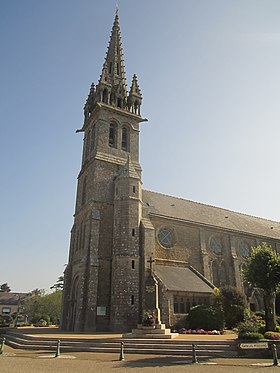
[2,330,238,358]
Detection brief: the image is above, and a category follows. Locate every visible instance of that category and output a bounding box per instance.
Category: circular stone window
[210,236,223,255]
[239,241,250,258]
[157,228,175,249]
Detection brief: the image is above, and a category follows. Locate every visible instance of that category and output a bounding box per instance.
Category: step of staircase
[2,330,238,358]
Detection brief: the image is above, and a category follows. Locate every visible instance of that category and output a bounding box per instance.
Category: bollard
[191,343,198,364]
[0,337,5,355]
[272,344,279,366]
[55,339,61,358]
[119,342,125,361]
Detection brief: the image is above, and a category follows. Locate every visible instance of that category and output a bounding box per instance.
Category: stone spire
[95,10,128,109]
[128,74,142,115]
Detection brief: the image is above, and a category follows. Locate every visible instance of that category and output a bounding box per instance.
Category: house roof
[142,190,280,240]
[0,292,27,305]
[155,265,215,293]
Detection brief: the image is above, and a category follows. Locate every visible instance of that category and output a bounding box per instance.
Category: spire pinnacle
[95,10,127,108]
[92,11,143,115]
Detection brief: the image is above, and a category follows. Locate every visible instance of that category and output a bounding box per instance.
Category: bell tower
[61,10,145,332]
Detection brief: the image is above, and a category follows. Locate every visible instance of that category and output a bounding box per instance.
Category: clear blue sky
[1,0,280,292]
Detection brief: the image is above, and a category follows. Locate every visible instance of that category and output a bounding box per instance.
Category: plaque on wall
[97,306,106,316]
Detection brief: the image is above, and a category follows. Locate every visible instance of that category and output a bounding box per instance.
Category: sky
[1,0,280,292]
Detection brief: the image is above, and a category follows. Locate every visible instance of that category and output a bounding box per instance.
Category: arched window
[121,126,129,151]
[109,123,117,147]
[220,261,227,286]
[117,97,122,108]
[102,88,108,104]
[212,260,219,286]
[134,100,139,114]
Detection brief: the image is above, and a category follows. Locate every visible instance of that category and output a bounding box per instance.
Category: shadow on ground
[119,356,199,368]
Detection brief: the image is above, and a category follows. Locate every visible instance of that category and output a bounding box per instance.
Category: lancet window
[109,123,117,147]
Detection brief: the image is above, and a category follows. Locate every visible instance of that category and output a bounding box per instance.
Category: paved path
[0,346,278,373]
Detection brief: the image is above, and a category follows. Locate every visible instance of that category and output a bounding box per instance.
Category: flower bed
[178,328,224,335]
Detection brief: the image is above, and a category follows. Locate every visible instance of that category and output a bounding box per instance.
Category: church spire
[95,10,128,109]
[82,10,143,121]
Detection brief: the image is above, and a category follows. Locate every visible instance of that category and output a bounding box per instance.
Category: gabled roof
[142,190,280,240]
[155,265,214,293]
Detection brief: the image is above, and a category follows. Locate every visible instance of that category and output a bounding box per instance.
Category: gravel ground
[0,346,279,373]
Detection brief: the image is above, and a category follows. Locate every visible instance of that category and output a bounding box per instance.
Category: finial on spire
[116,3,119,16]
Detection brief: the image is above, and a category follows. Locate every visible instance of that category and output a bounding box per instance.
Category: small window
[131,260,135,269]
[131,295,134,305]
[132,186,136,193]
[132,228,135,237]
[117,63,120,75]
[109,62,112,74]
[2,307,11,314]
[109,123,117,148]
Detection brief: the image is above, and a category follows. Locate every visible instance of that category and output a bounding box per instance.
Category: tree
[50,276,64,291]
[0,283,11,292]
[243,242,280,331]
[22,288,62,325]
[218,286,247,328]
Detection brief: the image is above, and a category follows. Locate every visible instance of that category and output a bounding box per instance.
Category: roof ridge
[142,189,280,225]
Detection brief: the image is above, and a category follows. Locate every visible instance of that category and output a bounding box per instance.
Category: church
[61,11,280,332]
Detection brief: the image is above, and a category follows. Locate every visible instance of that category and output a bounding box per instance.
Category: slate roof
[0,292,27,305]
[155,265,214,293]
[142,190,280,240]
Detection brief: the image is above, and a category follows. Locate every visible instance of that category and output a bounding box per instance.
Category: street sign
[240,342,269,349]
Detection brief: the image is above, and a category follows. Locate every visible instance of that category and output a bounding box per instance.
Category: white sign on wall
[96,306,106,316]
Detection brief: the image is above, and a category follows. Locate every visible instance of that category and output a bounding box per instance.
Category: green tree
[243,242,280,331]
[22,288,62,325]
[0,283,11,292]
[218,286,247,328]
[50,276,64,291]
[22,289,45,324]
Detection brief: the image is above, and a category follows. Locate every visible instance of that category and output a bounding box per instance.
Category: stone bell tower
[61,10,145,332]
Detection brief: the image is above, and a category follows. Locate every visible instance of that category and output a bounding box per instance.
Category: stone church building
[61,12,280,332]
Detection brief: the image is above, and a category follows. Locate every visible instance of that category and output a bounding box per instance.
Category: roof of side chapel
[142,189,280,240]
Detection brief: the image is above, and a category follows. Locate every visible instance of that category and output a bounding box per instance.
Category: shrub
[264,331,280,340]
[238,332,264,341]
[218,286,247,328]
[187,305,224,331]
[258,325,266,335]
[237,320,260,334]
